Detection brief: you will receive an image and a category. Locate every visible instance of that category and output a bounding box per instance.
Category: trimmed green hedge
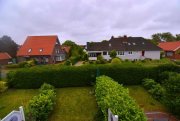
[95,76,146,121]
[7,64,180,89]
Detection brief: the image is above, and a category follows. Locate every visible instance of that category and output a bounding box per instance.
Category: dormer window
[28,48,32,53]
[39,48,43,52]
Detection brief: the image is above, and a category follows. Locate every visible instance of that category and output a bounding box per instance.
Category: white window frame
[128,51,133,55]
[117,51,124,56]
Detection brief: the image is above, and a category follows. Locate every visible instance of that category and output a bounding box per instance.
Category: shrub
[0,81,8,93]
[26,83,56,121]
[148,84,165,100]
[64,59,72,66]
[95,76,146,121]
[142,78,157,90]
[111,57,122,64]
[5,64,19,68]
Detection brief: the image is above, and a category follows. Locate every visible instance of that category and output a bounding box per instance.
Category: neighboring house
[17,35,66,64]
[0,52,12,65]
[158,41,180,60]
[87,36,162,60]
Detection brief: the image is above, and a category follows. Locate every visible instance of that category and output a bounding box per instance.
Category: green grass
[0,86,167,120]
[127,86,167,112]
[49,87,98,121]
[0,89,38,118]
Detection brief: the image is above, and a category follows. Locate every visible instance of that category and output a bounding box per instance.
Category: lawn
[0,89,38,118]
[0,87,98,121]
[0,86,167,121]
[127,86,167,112]
[49,87,98,121]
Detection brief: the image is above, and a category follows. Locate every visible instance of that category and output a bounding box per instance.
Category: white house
[87,36,162,61]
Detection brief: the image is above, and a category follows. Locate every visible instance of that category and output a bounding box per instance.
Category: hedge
[95,76,146,121]
[7,64,180,89]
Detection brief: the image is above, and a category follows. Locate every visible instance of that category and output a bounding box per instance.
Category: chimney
[123,35,127,38]
[111,36,114,39]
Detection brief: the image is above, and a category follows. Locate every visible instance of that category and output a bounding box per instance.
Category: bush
[5,64,19,68]
[7,64,180,89]
[142,78,157,90]
[95,76,146,121]
[111,57,122,64]
[148,84,165,100]
[26,83,56,121]
[64,59,72,66]
[0,81,8,93]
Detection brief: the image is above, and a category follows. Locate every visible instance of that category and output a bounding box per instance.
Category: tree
[152,33,162,42]
[109,50,117,59]
[151,32,176,43]
[161,32,175,42]
[0,35,18,58]
[62,40,76,47]
[176,34,180,41]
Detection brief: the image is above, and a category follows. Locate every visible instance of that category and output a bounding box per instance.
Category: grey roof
[87,36,162,51]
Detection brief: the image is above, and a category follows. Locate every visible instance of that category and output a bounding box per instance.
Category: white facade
[88,51,160,60]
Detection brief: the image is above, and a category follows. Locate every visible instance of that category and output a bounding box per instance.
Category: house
[0,52,12,65]
[87,36,162,60]
[17,35,66,64]
[158,41,180,60]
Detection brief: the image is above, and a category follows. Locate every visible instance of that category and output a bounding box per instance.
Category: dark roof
[87,37,162,51]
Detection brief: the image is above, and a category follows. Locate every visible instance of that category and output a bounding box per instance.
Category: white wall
[88,51,161,60]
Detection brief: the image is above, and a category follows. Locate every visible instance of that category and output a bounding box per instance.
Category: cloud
[0,0,180,44]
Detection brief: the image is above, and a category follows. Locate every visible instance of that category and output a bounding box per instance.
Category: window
[128,43,131,45]
[109,43,111,47]
[142,42,145,45]
[103,51,107,55]
[89,53,97,57]
[28,48,32,53]
[166,52,173,56]
[39,48,43,52]
[133,43,136,45]
[128,51,133,55]
[56,49,60,54]
[117,51,124,55]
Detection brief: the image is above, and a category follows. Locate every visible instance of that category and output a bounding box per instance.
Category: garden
[0,63,180,121]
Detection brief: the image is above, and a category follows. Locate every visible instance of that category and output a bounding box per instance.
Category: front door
[142,50,145,56]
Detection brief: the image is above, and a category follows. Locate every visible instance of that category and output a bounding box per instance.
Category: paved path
[74,61,84,66]
[146,112,179,121]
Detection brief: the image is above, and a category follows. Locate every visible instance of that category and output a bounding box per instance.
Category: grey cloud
[0,0,180,45]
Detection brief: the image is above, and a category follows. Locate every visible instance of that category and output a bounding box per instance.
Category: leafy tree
[161,32,175,42]
[152,33,162,42]
[62,40,76,47]
[175,34,180,41]
[62,40,87,64]
[109,50,117,59]
[0,35,18,58]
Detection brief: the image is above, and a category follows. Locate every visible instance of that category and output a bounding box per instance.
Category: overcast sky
[0,0,180,45]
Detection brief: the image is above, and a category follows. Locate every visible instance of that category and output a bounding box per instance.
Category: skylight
[39,48,43,52]
[28,48,32,52]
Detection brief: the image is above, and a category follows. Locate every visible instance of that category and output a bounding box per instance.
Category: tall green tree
[0,35,18,58]
[109,50,117,59]
[175,34,180,41]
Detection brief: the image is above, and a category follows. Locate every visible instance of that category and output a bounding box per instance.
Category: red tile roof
[0,52,12,60]
[17,35,59,56]
[158,41,180,51]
